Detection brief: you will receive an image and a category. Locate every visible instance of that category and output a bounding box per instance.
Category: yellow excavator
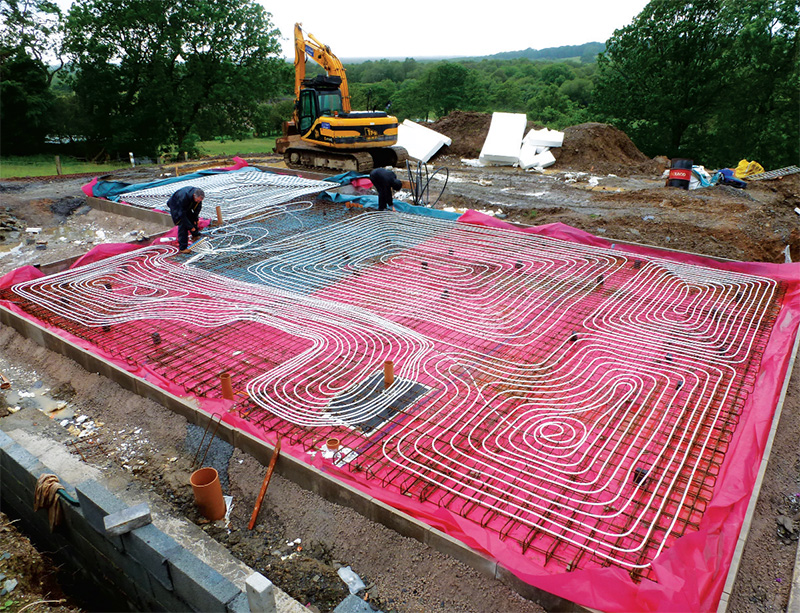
[279,23,408,173]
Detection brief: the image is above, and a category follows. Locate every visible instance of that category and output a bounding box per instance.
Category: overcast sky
[53,0,651,60]
[262,0,652,59]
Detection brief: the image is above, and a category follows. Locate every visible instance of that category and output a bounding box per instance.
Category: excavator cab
[297,75,344,134]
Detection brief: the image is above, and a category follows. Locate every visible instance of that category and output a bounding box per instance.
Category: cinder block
[169,549,241,613]
[146,569,193,612]
[246,573,276,613]
[104,502,152,536]
[75,479,126,550]
[92,547,145,611]
[71,515,133,573]
[1,442,45,484]
[122,523,181,589]
[0,430,14,449]
[226,592,250,613]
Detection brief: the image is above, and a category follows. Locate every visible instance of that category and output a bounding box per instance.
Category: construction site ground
[1,119,799,613]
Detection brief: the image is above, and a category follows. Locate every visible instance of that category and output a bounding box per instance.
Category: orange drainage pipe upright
[216,205,223,226]
[190,413,226,521]
[248,435,282,530]
[190,467,226,520]
[220,372,234,400]
[384,360,394,389]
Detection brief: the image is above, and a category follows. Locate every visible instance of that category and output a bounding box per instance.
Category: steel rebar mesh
[3,205,785,580]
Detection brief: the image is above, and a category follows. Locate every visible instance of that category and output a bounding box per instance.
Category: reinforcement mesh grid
[118,170,339,222]
[4,208,784,581]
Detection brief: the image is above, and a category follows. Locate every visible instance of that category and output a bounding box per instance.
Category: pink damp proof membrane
[2,211,798,612]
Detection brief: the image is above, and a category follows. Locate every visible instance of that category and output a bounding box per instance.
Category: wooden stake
[54,156,62,176]
[216,205,223,226]
[248,436,282,530]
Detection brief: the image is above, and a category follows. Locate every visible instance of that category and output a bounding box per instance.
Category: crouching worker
[166,186,204,253]
[369,167,402,211]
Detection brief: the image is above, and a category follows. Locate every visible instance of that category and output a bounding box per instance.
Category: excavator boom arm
[294,23,351,112]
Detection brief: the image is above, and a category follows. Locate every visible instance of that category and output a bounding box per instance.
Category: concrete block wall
[0,429,245,612]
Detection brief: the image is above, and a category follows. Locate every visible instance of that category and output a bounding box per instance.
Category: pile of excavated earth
[1,111,799,613]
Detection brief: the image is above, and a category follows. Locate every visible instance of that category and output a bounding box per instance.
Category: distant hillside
[478,42,606,63]
[337,42,607,65]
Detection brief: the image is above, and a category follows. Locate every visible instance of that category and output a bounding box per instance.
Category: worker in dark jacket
[166,186,204,252]
[369,167,402,211]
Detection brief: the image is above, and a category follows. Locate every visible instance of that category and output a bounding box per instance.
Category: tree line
[1,0,797,169]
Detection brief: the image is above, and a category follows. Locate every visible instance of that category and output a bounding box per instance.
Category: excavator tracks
[284,143,408,175]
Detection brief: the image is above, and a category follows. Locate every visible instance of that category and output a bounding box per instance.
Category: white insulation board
[519,145,556,170]
[396,120,452,163]
[523,127,565,148]
[479,112,527,165]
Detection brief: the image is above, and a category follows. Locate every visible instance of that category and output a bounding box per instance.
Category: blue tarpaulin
[321,173,461,220]
[319,191,461,220]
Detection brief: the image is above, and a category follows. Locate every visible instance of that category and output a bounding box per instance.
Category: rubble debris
[337,566,365,595]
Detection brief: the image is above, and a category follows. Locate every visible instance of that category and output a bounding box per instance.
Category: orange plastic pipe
[248,436,282,530]
[190,467,226,520]
[384,360,394,388]
[216,205,223,226]
[220,372,234,400]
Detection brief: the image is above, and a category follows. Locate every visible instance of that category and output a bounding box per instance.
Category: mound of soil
[428,113,662,176]
[554,122,664,176]
[428,111,493,159]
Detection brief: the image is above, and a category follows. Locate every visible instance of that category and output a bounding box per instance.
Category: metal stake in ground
[248,435,282,530]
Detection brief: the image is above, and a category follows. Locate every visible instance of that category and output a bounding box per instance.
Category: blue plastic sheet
[319,191,461,220]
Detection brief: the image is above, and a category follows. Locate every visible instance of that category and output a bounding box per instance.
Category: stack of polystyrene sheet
[518,127,564,170]
[479,112,527,166]
[519,145,556,170]
[396,120,452,163]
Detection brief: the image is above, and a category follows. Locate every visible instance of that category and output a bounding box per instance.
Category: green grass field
[0,155,130,179]
[0,137,278,179]
[197,136,277,157]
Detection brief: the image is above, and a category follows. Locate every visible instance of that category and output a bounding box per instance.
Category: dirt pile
[428,113,662,177]
[553,122,664,176]
[428,111,493,159]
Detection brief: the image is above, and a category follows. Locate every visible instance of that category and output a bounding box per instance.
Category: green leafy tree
[0,0,63,153]
[421,62,475,117]
[63,0,285,157]
[709,0,799,167]
[0,49,54,153]
[391,78,430,121]
[540,63,574,86]
[350,80,397,112]
[594,0,798,167]
[0,0,62,65]
[527,84,588,129]
[559,77,593,107]
[593,0,724,157]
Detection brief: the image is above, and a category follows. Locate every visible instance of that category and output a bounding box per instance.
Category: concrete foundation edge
[0,428,242,612]
[0,304,593,612]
